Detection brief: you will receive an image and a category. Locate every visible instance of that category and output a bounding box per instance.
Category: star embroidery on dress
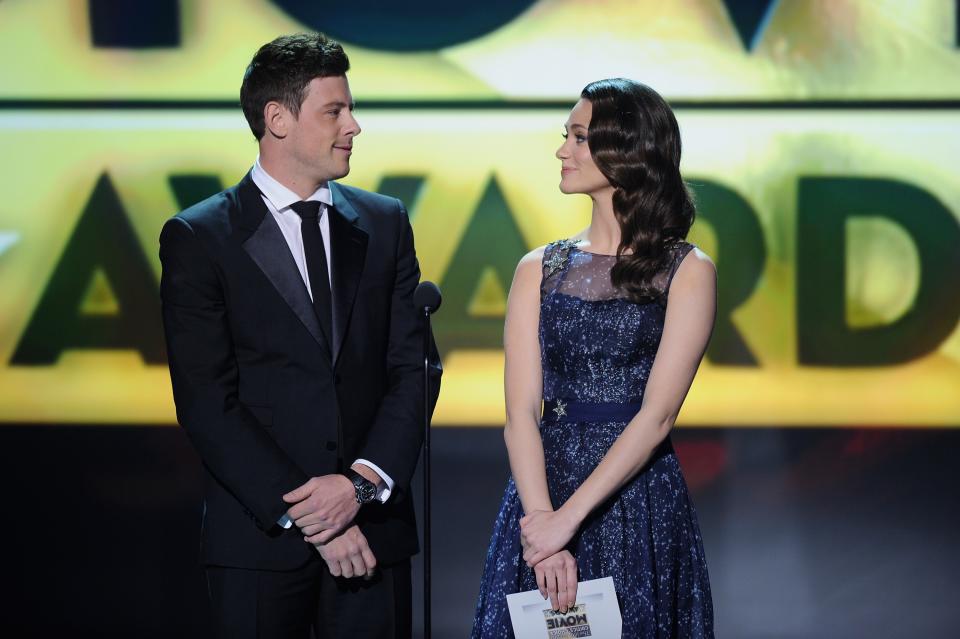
[553,400,567,418]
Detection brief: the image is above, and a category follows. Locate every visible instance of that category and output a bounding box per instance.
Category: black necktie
[290,201,333,352]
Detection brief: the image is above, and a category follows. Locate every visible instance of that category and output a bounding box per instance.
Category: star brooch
[552,399,567,418]
[543,239,577,278]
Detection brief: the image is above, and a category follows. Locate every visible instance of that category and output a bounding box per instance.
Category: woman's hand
[520,508,580,567]
[534,550,578,613]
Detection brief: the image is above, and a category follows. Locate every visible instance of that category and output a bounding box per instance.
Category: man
[160,33,438,638]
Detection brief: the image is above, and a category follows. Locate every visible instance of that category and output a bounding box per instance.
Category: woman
[471,78,716,638]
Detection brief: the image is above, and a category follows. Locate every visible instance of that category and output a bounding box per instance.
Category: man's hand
[283,474,359,544]
[534,550,578,613]
[520,508,580,567]
[314,525,377,579]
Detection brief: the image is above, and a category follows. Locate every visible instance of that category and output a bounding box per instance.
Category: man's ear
[263,101,288,139]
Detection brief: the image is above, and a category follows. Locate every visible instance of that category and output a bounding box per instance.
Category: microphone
[414,281,442,314]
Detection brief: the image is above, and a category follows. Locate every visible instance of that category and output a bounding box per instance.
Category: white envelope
[506,576,622,638]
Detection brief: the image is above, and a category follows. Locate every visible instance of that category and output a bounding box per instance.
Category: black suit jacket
[160,171,440,570]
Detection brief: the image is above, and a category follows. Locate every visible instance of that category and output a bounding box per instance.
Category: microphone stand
[422,303,432,639]
[415,282,441,639]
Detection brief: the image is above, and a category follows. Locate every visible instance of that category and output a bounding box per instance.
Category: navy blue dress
[471,239,714,638]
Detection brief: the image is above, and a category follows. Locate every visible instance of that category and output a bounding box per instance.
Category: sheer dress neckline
[568,243,620,258]
[541,238,695,306]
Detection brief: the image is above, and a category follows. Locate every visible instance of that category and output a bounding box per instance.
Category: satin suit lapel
[235,172,334,361]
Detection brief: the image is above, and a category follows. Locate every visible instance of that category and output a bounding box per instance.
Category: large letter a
[11,173,166,365]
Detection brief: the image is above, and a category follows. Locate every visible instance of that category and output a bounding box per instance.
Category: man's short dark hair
[240,33,350,140]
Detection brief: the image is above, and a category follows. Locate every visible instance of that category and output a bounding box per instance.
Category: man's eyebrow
[320,101,355,109]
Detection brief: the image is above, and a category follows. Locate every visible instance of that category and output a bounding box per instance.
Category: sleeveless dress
[471,239,714,638]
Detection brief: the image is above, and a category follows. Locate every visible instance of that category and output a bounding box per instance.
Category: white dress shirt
[250,159,395,526]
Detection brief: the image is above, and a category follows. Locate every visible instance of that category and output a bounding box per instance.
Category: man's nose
[345,111,361,137]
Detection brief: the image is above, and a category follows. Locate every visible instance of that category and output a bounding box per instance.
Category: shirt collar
[251,156,333,213]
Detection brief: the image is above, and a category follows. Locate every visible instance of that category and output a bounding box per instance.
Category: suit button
[326,441,337,451]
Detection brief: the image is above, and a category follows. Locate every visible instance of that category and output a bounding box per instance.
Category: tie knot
[290,200,323,220]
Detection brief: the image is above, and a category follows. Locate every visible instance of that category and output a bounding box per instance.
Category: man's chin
[325,163,350,182]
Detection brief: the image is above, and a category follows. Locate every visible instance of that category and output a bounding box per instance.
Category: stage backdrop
[0,0,958,426]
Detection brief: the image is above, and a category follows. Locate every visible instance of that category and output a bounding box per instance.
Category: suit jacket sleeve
[357,202,440,494]
[159,217,308,529]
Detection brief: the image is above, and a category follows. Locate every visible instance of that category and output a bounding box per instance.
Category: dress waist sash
[541,399,642,423]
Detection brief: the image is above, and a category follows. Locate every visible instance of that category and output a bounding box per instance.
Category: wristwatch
[345,469,379,505]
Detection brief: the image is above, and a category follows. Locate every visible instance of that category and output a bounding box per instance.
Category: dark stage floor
[2,425,958,638]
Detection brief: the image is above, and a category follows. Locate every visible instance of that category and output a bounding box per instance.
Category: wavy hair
[581,78,695,301]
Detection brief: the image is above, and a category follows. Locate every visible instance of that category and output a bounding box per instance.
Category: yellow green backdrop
[1,0,957,426]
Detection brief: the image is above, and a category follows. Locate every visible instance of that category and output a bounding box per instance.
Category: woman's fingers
[545,566,560,611]
[556,562,569,613]
[565,554,578,610]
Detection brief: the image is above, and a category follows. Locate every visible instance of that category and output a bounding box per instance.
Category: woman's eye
[575,135,587,143]
[561,132,568,140]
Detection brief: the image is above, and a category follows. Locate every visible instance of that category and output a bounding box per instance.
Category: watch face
[352,474,377,503]
[358,482,377,503]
